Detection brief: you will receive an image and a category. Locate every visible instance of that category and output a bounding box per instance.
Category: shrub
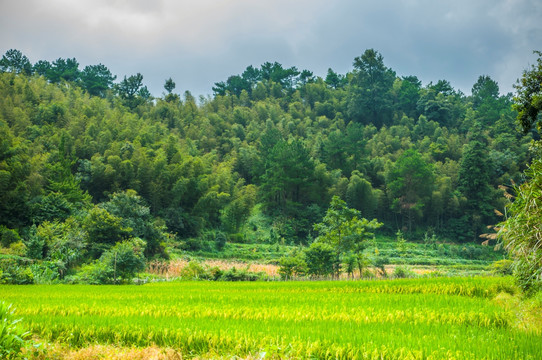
[490,259,514,276]
[208,266,224,280]
[0,258,34,284]
[304,242,337,277]
[180,261,208,280]
[100,239,146,283]
[392,265,417,279]
[79,260,114,285]
[29,261,62,284]
[0,227,21,248]
[278,253,307,279]
[228,233,245,244]
[372,256,389,277]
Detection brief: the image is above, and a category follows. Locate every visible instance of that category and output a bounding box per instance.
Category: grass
[1,277,541,359]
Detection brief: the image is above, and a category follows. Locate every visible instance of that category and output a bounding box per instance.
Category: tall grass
[0,277,540,359]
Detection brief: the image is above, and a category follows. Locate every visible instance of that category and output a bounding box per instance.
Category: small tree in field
[100,239,146,283]
[313,196,382,277]
[304,242,337,277]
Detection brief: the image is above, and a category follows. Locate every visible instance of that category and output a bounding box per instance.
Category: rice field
[1,277,541,359]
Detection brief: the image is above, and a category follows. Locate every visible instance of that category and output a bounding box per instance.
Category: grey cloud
[1,0,540,97]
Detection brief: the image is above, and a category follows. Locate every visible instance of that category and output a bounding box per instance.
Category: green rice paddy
[1,277,541,359]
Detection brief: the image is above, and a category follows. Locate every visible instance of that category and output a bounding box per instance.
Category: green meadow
[2,277,541,359]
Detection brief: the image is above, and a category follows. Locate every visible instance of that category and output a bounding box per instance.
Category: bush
[490,259,514,276]
[228,233,245,244]
[99,239,146,283]
[372,256,389,277]
[392,265,417,279]
[180,261,208,280]
[29,261,62,284]
[278,253,307,279]
[304,242,337,277]
[220,267,263,281]
[0,258,34,284]
[0,227,21,248]
[78,260,114,285]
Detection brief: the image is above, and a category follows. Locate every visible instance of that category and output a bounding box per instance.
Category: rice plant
[0,277,540,359]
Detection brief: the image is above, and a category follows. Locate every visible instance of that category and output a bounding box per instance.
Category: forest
[0,48,536,284]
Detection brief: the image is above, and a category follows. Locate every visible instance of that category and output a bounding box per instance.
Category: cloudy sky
[1,0,541,98]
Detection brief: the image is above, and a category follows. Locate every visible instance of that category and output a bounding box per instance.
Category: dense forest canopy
[0,48,533,277]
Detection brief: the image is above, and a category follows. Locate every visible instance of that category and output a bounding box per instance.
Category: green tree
[498,158,542,291]
[100,239,146,283]
[347,49,396,127]
[325,68,346,89]
[164,77,176,94]
[346,170,377,217]
[163,77,179,102]
[82,206,132,259]
[304,242,337,277]
[261,139,315,213]
[116,73,151,109]
[0,49,32,74]
[514,50,542,134]
[79,64,116,97]
[102,190,167,257]
[396,75,421,118]
[387,149,434,232]
[458,131,494,240]
[278,251,307,279]
[47,57,80,83]
[33,60,51,76]
[497,50,542,292]
[314,196,382,277]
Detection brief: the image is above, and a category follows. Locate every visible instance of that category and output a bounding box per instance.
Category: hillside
[0,48,531,283]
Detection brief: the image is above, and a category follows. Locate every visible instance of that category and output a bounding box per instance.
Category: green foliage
[79,64,116,97]
[387,149,434,232]
[395,230,408,257]
[102,190,167,257]
[80,239,146,284]
[392,265,416,279]
[100,239,146,283]
[496,51,542,293]
[498,158,542,291]
[514,50,542,134]
[0,302,31,359]
[0,257,34,285]
[0,48,533,274]
[348,49,396,127]
[304,242,337,277]
[490,259,514,276]
[458,131,495,239]
[116,73,151,109]
[314,196,382,276]
[82,206,132,259]
[278,251,307,279]
[0,227,21,248]
[0,49,32,75]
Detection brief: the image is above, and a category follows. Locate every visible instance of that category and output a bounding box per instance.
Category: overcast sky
[1,0,541,98]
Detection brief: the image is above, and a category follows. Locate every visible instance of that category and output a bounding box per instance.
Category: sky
[1,0,541,98]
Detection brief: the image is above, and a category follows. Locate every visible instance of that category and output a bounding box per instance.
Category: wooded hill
[0,48,531,269]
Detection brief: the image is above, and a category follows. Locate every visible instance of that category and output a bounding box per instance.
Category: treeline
[0,48,531,282]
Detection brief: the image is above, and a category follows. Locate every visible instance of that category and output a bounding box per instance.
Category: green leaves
[498,158,542,292]
[313,196,382,275]
[0,302,31,359]
[513,50,542,134]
